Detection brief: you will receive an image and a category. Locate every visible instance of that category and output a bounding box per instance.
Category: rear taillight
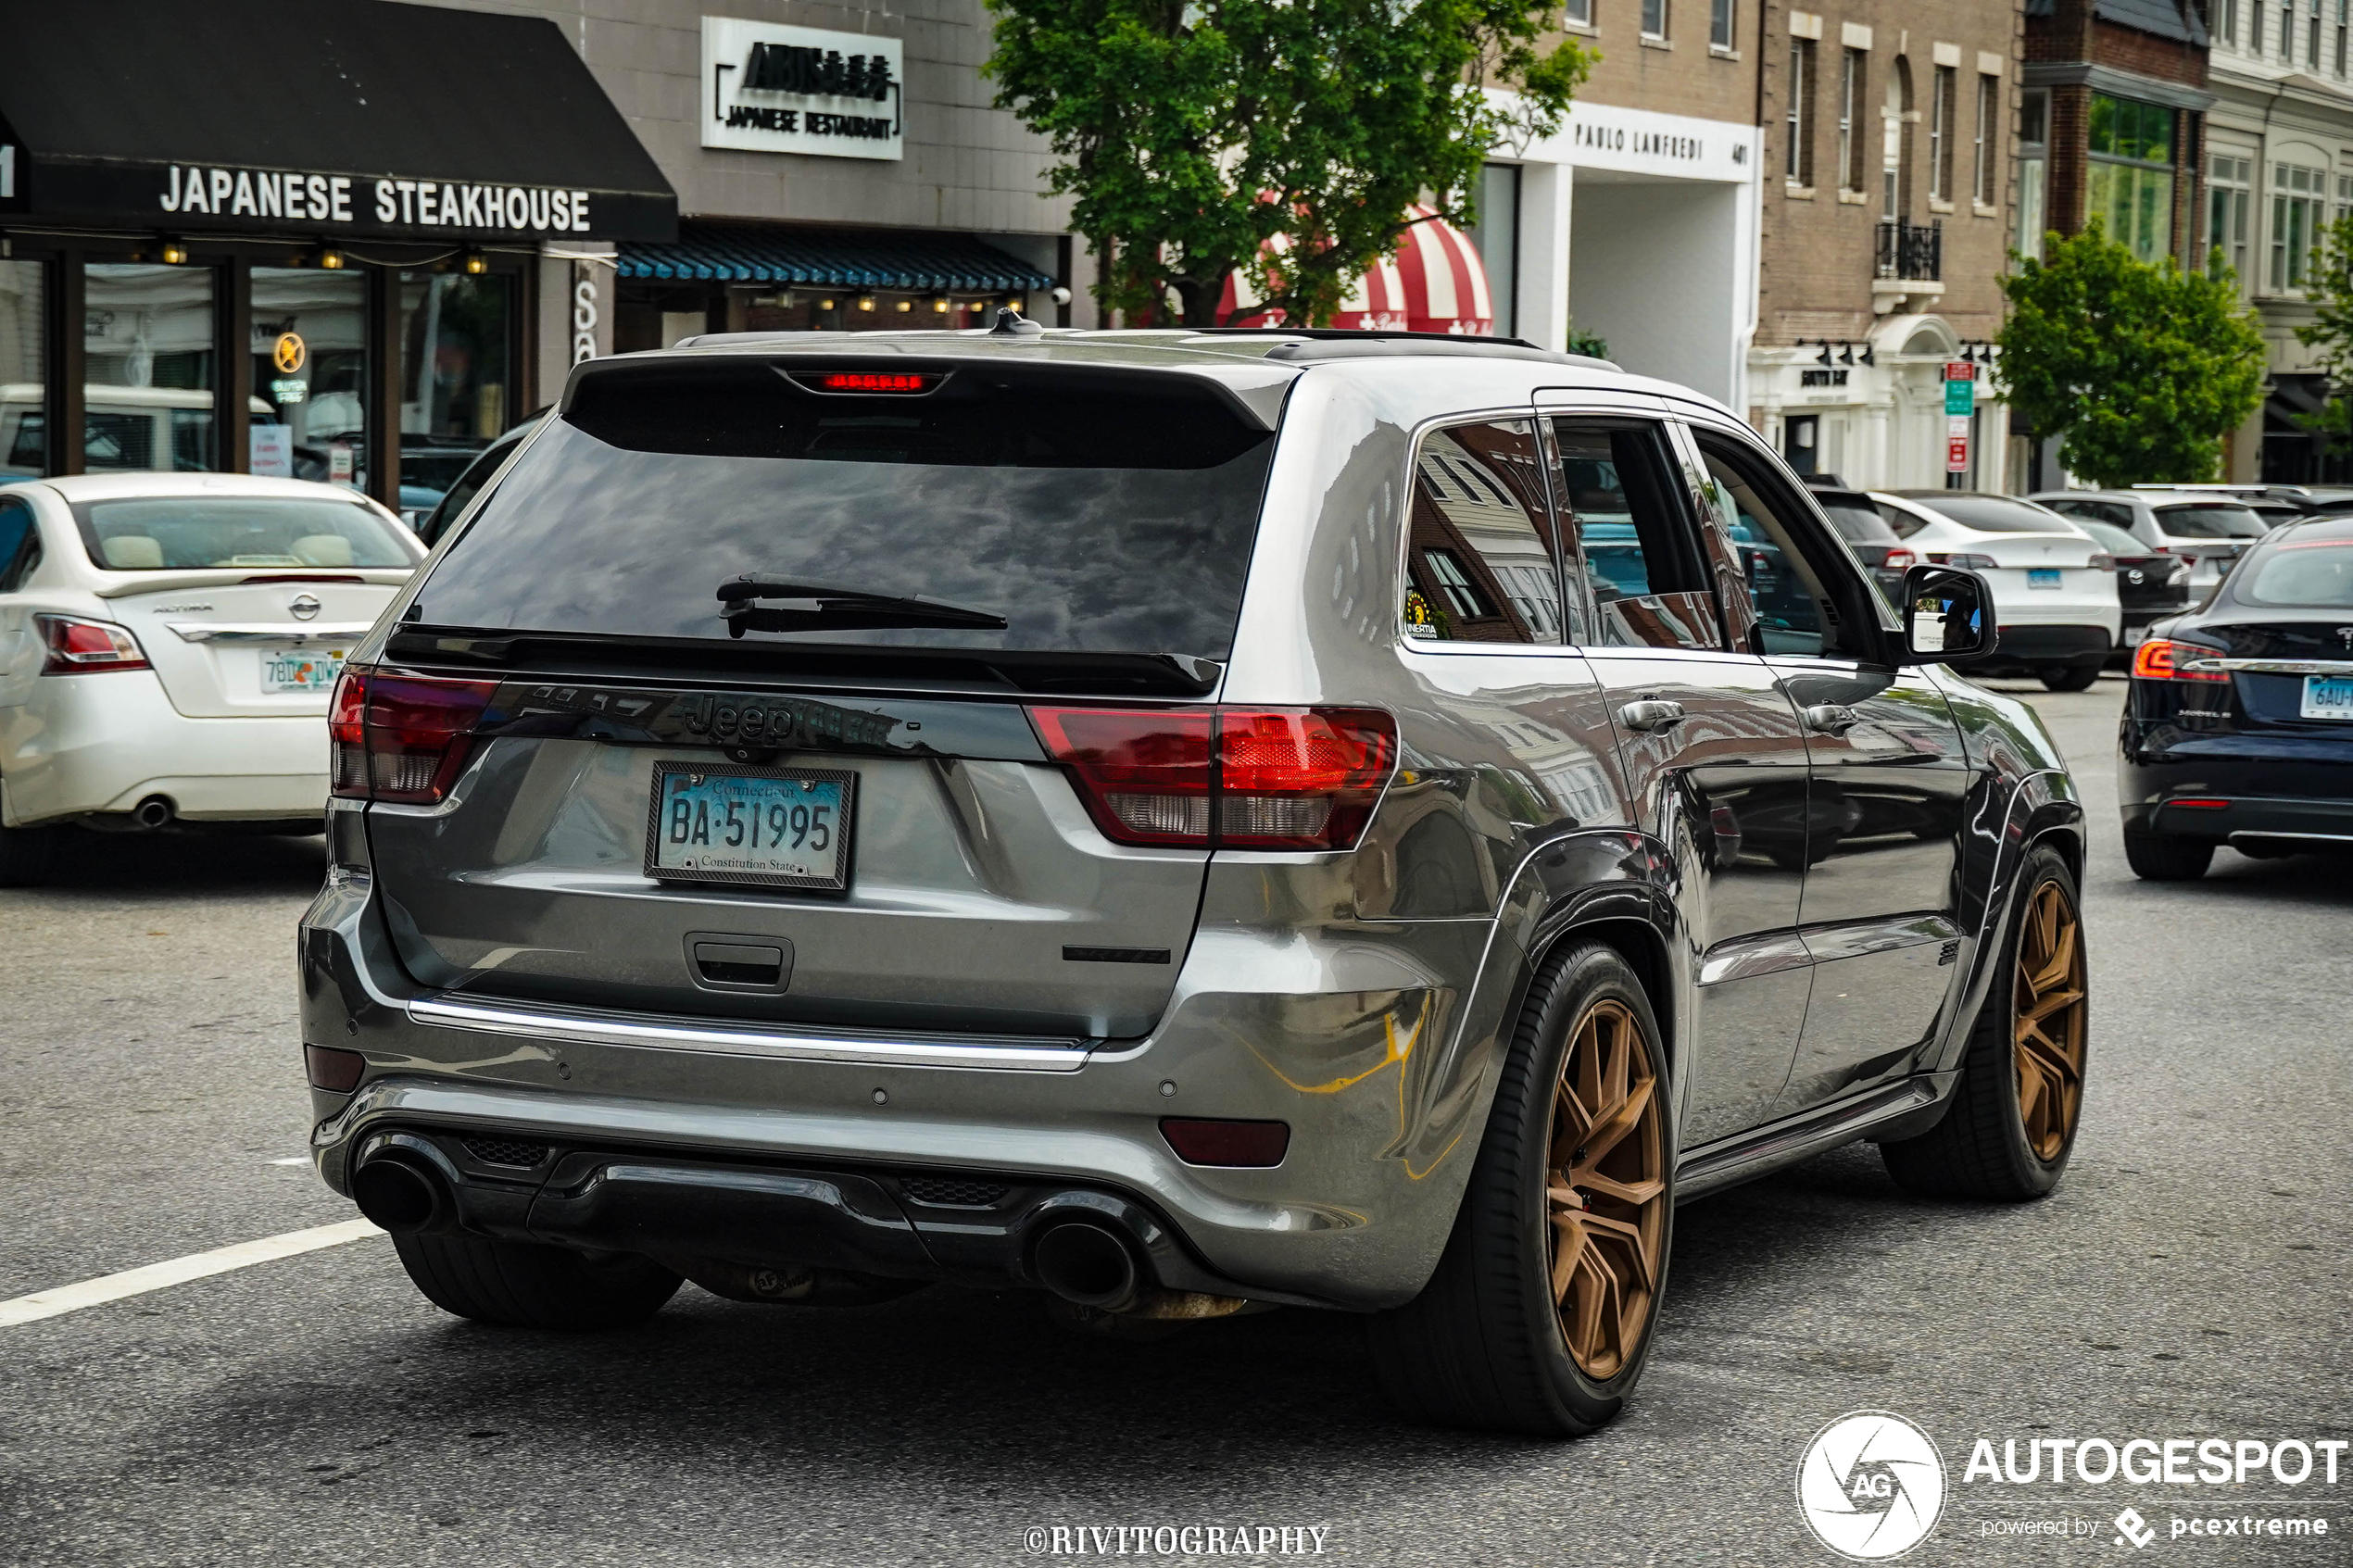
[1926,551,1999,569]
[1881,547,1917,570]
[2131,639,2229,683]
[37,613,149,673]
[329,667,498,804]
[1027,706,1397,851]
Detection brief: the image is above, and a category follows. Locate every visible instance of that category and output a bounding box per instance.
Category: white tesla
[1871,490,2123,691]
[0,473,424,883]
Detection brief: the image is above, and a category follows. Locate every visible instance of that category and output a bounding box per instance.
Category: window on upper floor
[2272,161,2327,291]
[1565,0,1592,27]
[1840,50,1867,193]
[2217,0,2239,47]
[1974,74,1999,207]
[1712,0,1735,48]
[2017,90,2048,260]
[2088,94,2176,263]
[1930,66,1957,202]
[1642,0,1668,39]
[2208,154,2253,285]
[1787,40,1816,185]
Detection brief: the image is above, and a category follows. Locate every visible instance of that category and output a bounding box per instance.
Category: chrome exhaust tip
[132,796,174,830]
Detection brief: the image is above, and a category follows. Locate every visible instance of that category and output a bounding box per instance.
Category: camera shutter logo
[1795,1411,1946,1560]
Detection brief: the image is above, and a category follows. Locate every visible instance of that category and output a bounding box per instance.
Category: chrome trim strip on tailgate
[2183,658,2353,676]
[407,993,1095,1073]
[168,621,375,645]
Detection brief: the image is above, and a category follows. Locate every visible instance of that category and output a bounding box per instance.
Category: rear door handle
[1617,699,1686,733]
[1802,703,1861,734]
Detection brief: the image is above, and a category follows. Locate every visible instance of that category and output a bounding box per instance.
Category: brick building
[1747,0,2027,491]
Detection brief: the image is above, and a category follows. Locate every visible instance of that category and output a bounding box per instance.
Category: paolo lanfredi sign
[701,16,905,161]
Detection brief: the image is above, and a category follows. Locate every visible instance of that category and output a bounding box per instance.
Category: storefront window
[84,263,216,472]
[399,272,511,512]
[251,268,368,491]
[0,262,44,479]
[2086,94,2176,264]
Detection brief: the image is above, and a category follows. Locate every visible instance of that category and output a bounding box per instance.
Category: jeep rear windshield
[413,360,1279,659]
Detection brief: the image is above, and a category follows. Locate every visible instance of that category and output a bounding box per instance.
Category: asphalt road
[2,675,2347,1567]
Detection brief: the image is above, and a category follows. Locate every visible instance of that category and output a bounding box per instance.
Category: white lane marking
[267,1157,308,1166]
[0,1219,384,1328]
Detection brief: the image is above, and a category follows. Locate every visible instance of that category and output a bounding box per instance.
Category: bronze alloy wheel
[1546,997,1668,1379]
[2012,879,2088,1162]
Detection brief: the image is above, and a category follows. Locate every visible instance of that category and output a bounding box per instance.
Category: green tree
[1995,221,2265,487]
[985,0,1591,328]
[2294,212,2353,458]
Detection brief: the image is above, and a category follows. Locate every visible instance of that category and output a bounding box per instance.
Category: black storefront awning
[0,0,675,243]
[617,224,1055,293]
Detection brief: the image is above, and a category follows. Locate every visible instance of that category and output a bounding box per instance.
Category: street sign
[1946,432,1969,474]
[1944,376,1976,417]
[1943,360,1977,382]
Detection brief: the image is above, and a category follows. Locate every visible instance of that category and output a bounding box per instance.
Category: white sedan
[0,473,424,884]
[1871,490,2124,691]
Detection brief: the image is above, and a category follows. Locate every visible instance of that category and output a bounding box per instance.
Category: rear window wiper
[717,574,1009,637]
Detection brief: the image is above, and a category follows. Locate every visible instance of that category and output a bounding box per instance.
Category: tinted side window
[0,500,40,590]
[1403,420,1563,645]
[1695,435,1876,659]
[1550,419,1720,650]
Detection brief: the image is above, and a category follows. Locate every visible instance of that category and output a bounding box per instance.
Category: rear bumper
[1992,624,2113,663]
[2117,740,2353,839]
[297,862,1515,1312]
[0,672,327,824]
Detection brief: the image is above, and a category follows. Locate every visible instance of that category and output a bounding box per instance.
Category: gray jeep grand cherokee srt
[298,325,2087,1436]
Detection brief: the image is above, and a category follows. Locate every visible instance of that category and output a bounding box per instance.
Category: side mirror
[1897,565,1995,664]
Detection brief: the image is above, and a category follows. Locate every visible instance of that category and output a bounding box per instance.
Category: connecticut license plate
[2027,568,2062,590]
[260,649,345,693]
[644,762,856,891]
[2300,675,2353,721]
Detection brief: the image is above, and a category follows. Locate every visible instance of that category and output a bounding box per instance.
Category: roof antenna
[989,306,1044,338]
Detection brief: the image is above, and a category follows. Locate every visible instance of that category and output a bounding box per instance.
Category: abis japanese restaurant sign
[701,17,905,162]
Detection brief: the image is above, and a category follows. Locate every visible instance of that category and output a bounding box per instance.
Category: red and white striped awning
[1217,204,1496,335]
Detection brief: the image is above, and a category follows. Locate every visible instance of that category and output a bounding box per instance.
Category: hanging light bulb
[461,248,488,276]
[856,295,876,312]
[157,236,188,266]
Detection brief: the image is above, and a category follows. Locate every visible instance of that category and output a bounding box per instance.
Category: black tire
[2038,661,2103,692]
[0,822,59,888]
[391,1232,681,1329]
[1881,844,2086,1200]
[2123,831,2213,881]
[1368,942,1673,1436]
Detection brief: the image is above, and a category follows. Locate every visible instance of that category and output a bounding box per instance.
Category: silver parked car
[2032,488,2272,595]
[299,325,2089,1436]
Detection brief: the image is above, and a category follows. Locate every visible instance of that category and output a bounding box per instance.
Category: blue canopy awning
[616,222,1053,294]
